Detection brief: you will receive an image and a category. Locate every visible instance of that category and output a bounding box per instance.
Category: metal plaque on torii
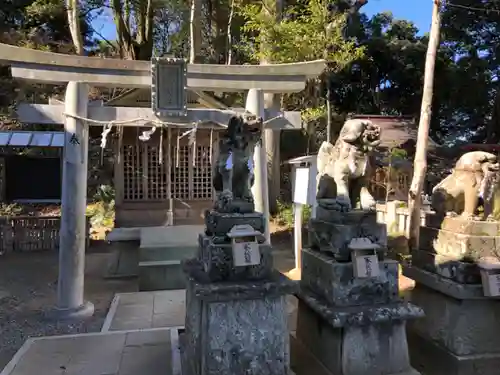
[151,57,187,117]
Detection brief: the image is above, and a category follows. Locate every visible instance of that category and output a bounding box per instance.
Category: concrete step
[138,246,197,291]
[0,328,180,375]
[138,225,202,292]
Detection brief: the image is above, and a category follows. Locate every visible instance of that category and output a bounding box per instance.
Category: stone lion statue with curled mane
[431,151,500,220]
[316,119,381,211]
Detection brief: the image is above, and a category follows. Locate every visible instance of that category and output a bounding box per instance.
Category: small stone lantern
[228,224,262,267]
[478,257,500,297]
[348,237,380,278]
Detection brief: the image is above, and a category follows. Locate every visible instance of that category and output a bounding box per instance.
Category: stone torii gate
[0,43,325,320]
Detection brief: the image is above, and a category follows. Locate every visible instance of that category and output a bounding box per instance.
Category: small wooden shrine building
[106,89,228,227]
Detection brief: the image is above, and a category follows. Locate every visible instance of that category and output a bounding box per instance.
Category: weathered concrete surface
[54,81,94,320]
[194,234,273,282]
[301,248,399,307]
[409,283,500,355]
[411,249,480,284]
[182,271,297,375]
[0,328,176,375]
[140,225,203,248]
[102,290,186,332]
[105,240,140,278]
[205,211,265,237]
[295,298,421,375]
[0,43,325,91]
[138,226,201,291]
[419,225,500,261]
[403,266,495,300]
[308,217,387,261]
[408,283,500,375]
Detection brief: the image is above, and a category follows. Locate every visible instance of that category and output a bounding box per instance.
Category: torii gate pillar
[246,89,271,244]
[51,81,94,320]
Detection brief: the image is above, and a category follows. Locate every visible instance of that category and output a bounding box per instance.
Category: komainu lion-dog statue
[431,151,500,220]
[316,119,381,211]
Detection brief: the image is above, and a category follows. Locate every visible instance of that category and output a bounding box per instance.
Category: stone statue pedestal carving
[180,210,297,375]
[309,210,387,261]
[294,209,423,375]
[405,217,500,375]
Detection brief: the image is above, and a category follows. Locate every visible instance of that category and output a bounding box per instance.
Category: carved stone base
[419,224,500,261]
[205,210,265,237]
[300,248,399,307]
[295,291,423,375]
[411,249,480,284]
[308,218,387,261]
[183,234,273,282]
[437,216,500,235]
[407,280,500,375]
[181,271,297,375]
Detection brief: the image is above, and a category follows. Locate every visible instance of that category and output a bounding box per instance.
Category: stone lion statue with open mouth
[316,119,381,211]
[432,151,500,220]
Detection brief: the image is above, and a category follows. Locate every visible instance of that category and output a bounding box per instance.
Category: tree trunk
[408,0,441,249]
[226,0,236,64]
[66,0,84,55]
[190,0,203,63]
[111,0,154,61]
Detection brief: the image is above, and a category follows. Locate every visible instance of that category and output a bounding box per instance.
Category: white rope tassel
[101,123,113,149]
[159,127,164,165]
[139,126,156,142]
[190,124,198,167]
[176,129,180,168]
[209,128,213,165]
[117,126,123,165]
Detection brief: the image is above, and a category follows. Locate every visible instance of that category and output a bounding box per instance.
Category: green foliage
[275,201,311,229]
[86,185,115,229]
[0,203,23,217]
[237,0,364,66]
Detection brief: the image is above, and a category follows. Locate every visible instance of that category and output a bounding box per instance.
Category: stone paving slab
[103,289,299,333]
[102,290,186,332]
[0,328,179,375]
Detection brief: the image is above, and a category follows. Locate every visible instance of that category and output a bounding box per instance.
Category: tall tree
[408,0,441,250]
[66,0,85,55]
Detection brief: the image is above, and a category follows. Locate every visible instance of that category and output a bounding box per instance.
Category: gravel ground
[0,244,136,369]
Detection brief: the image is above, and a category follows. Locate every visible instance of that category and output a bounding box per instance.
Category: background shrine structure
[0,43,325,318]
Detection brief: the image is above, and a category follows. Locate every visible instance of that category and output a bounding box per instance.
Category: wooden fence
[376,202,433,234]
[0,216,90,254]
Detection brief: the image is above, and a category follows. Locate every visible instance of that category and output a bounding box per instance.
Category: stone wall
[376,202,432,235]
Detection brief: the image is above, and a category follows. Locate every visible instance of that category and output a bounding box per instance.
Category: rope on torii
[62,111,284,166]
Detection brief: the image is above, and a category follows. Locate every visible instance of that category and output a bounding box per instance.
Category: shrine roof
[0,130,64,148]
[348,114,440,152]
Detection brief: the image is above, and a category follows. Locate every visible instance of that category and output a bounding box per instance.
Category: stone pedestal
[405,216,500,375]
[404,267,500,375]
[295,209,422,375]
[180,210,297,375]
[309,211,387,261]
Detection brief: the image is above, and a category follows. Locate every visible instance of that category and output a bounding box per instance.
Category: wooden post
[53,81,94,320]
[294,203,303,269]
[167,126,173,225]
[246,89,271,244]
[408,0,441,250]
